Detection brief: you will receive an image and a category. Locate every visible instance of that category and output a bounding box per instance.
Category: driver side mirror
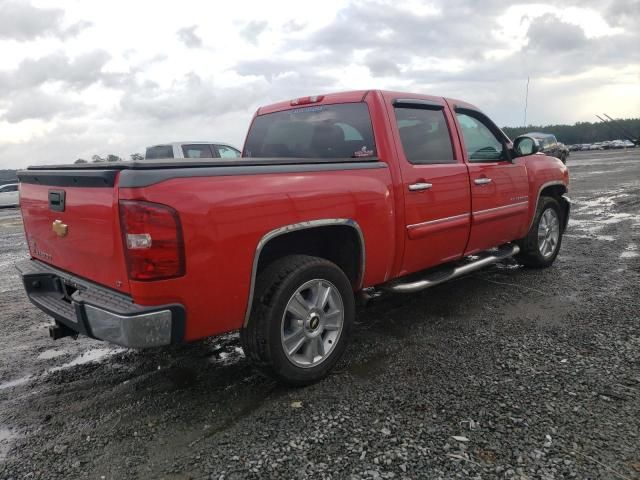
[513,136,541,157]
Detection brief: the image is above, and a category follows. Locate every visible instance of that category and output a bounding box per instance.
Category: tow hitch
[49,322,78,340]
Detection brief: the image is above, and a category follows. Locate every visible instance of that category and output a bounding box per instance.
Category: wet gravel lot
[1,149,639,480]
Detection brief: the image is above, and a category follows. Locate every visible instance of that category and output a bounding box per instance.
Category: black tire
[516,196,564,268]
[240,255,355,386]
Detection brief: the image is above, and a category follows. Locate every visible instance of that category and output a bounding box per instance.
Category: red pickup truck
[17,90,570,385]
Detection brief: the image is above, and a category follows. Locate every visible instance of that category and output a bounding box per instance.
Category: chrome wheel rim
[281,279,344,368]
[538,208,560,258]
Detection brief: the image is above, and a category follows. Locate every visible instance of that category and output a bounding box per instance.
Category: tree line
[74,153,143,164]
[502,118,640,145]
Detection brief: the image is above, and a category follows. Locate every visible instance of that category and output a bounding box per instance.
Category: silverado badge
[52,220,68,237]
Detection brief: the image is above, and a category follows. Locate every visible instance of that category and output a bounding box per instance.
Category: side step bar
[386,243,520,293]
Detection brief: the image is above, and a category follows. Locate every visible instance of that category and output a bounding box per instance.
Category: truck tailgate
[18,172,130,294]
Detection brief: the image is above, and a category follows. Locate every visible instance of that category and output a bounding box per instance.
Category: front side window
[394,107,454,164]
[244,103,376,159]
[215,145,241,158]
[456,112,505,162]
[182,144,214,159]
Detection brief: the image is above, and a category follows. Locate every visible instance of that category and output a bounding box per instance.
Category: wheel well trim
[243,219,366,327]
[527,181,568,231]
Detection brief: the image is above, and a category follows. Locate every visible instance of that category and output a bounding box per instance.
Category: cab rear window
[244,103,376,159]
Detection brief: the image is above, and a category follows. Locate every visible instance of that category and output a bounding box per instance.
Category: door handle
[408,182,433,191]
[474,177,492,185]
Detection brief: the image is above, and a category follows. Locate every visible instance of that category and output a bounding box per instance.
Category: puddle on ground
[48,347,125,372]
[37,349,70,360]
[0,375,32,391]
[620,243,639,259]
[0,427,18,462]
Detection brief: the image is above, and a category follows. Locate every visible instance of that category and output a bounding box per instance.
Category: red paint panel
[19,181,130,293]
[407,214,470,239]
[119,167,395,341]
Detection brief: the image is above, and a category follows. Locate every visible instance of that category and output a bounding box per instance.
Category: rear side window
[394,107,454,164]
[182,144,214,159]
[145,145,174,159]
[215,145,241,158]
[0,185,17,192]
[244,103,376,159]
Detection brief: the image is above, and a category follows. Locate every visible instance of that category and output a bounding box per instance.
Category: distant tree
[74,158,88,164]
[502,117,640,144]
[130,153,144,161]
[106,154,122,162]
[91,155,105,163]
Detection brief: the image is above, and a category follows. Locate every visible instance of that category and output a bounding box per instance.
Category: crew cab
[145,141,241,160]
[16,90,570,385]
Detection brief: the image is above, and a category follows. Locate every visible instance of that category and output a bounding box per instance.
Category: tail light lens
[119,200,185,281]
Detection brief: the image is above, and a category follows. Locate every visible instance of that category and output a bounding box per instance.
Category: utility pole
[523,76,530,127]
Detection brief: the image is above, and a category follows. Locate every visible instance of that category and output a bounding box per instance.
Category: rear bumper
[16,259,185,348]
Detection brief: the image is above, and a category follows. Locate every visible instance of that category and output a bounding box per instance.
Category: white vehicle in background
[145,141,241,160]
[0,183,19,207]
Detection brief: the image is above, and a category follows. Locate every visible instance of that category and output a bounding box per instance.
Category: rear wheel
[516,196,563,268]
[240,255,354,386]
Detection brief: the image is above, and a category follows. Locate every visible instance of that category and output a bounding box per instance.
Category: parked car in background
[0,183,19,207]
[145,141,241,160]
[526,132,569,163]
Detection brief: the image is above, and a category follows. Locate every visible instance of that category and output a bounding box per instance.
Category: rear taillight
[119,200,185,281]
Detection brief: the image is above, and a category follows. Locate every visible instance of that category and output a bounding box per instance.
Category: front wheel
[516,196,564,268]
[240,255,354,386]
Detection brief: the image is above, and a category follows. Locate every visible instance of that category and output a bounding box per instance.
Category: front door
[386,97,472,276]
[452,109,530,254]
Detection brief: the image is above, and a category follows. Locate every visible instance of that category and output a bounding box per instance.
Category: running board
[386,244,520,293]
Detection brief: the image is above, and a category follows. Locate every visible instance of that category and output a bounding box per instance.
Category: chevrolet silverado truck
[16,90,570,385]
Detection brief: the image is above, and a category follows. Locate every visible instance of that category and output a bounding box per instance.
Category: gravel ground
[1,149,639,480]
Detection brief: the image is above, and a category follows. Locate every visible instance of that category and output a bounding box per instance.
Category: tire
[240,255,355,386]
[516,196,564,268]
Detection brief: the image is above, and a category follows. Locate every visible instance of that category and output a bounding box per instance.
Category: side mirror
[513,136,541,157]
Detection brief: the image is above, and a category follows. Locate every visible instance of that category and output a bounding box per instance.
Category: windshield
[244,103,377,159]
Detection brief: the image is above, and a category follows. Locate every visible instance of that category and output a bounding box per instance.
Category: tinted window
[456,112,505,162]
[215,145,241,158]
[244,103,376,159]
[145,145,174,159]
[394,107,454,164]
[182,144,214,159]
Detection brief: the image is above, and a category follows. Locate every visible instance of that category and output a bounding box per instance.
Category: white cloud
[0,0,638,168]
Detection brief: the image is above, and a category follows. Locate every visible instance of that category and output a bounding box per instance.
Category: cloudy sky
[0,0,638,168]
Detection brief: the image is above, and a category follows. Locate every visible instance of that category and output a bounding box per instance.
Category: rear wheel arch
[244,219,365,327]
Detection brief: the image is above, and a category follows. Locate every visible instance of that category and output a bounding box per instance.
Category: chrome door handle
[474,178,492,185]
[408,183,433,191]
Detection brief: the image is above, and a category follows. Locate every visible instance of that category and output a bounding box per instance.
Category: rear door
[386,97,471,276]
[451,108,530,254]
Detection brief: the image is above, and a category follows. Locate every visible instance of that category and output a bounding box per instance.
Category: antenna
[523,76,530,127]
